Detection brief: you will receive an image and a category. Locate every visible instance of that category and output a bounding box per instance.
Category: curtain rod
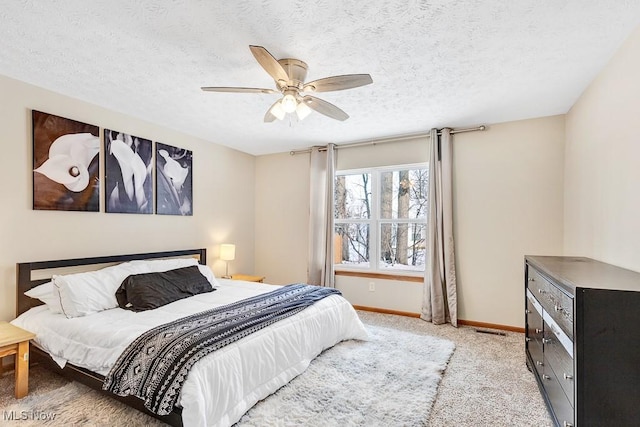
[289,125,486,155]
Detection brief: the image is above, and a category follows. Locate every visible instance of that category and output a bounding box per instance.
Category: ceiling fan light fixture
[202,45,373,122]
[281,93,298,113]
[296,101,312,120]
[269,101,286,120]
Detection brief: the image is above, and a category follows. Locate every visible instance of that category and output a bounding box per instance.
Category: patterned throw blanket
[102,284,341,415]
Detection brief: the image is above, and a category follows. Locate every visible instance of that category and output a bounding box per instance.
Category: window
[334,164,428,274]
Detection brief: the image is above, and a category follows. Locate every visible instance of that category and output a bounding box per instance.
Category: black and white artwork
[32,110,100,211]
[155,142,192,216]
[104,129,153,214]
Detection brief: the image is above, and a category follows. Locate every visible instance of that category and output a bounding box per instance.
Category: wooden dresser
[525,256,640,427]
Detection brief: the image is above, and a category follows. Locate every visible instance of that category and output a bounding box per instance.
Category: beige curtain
[421,128,457,326]
[308,144,336,287]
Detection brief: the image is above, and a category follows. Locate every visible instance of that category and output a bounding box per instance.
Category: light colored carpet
[0,311,553,426]
[356,311,554,427]
[1,381,162,425]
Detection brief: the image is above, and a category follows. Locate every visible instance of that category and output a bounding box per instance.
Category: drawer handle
[563,373,573,380]
[542,374,551,380]
[535,361,544,366]
[535,328,543,334]
[563,422,573,427]
[525,337,531,342]
[542,338,552,344]
[538,288,545,294]
[525,309,531,314]
[528,277,535,282]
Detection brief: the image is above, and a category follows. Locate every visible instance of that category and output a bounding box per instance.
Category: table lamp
[220,244,235,278]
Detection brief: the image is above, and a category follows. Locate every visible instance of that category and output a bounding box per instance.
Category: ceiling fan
[201,45,373,122]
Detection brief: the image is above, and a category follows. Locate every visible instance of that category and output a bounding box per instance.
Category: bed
[12,248,368,426]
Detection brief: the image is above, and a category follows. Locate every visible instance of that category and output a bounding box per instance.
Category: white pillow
[53,257,213,318]
[24,281,63,314]
[197,264,220,288]
[25,281,53,299]
[53,261,147,318]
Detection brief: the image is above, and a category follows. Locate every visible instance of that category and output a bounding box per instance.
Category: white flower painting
[32,111,100,211]
[104,129,153,214]
[156,142,192,216]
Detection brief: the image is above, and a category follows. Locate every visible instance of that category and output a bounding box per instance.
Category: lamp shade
[296,101,312,120]
[281,93,297,113]
[269,101,286,120]
[220,244,236,261]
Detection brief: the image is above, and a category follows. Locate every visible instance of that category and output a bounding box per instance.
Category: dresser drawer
[526,291,544,377]
[541,366,575,427]
[543,317,574,406]
[528,267,574,339]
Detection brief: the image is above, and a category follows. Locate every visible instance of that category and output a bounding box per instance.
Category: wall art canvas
[155,142,193,216]
[32,110,100,211]
[104,129,153,214]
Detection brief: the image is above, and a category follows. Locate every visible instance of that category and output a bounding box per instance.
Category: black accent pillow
[116,265,214,312]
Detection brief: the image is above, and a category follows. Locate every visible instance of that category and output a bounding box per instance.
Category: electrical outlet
[368,282,375,292]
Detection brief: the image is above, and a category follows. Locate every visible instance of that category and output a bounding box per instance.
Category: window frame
[334,162,428,276]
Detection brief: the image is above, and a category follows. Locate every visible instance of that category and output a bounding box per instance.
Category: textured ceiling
[1,1,639,156]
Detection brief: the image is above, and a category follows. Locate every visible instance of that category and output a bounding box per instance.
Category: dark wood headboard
[16,248,207,317]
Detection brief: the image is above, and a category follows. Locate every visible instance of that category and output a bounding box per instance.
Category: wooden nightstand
[0,322,35,399]
[230,274,265,283]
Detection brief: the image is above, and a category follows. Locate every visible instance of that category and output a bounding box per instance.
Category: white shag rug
[3,325,455,426]
[237,324,455,426]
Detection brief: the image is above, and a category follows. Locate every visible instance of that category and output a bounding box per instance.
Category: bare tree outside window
[334,173,371,267]
[335,166,428,272]
[380,171,393,263]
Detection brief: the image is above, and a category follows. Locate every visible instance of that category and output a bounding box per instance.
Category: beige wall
[454,116,565,327]
[254,117,565,327]
[0,75,256,321]
[336,136,429,170]
[254,152,310,284]
[564,25,640,271]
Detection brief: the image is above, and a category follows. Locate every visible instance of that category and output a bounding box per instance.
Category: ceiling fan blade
[249,45,289,84]
[201,86,277,94]
[302,96,349,121]
[303,74,373,93]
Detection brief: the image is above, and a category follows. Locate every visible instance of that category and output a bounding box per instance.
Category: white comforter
[11,279,368,427]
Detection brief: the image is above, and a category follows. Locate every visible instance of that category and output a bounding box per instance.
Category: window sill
[334,270,424,283]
